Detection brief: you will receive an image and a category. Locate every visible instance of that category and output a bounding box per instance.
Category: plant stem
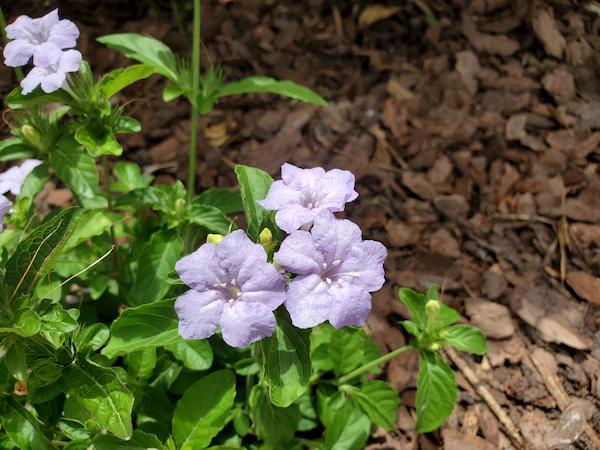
[102,156,120,272]
[187,0,201,200]
[0,6,24,81]
[338,344,412,385]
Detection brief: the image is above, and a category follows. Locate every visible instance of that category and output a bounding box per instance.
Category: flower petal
[220,301,276,348]
[327,282,372,328]
[5,15,34,40]
[48,19,79,49]
[20,67,48,95]
[217,230,267,286]
[257,180,302,210]
[274,204,316,233]
[34,9,60,36]
[281,163,325,190]
[3,39,34,67]
[40,70,66,93]
[274,230,323,275]
[175,289,224,340]
[311,213,362,264]
[32,42,61,68]
[0,195,12,232]
[175,243,222,291]
[316,168,358,211]
[58,49,81,73]
[337,240,387,291]
[284,274,331,328]
[238,264,286,310]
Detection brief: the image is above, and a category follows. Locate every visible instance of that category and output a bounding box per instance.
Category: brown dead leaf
[386,77,415,102]
[531,5,566,59]
[442,429,497,450]
[465,298,514,339]
[566,271,600,305]
[385,221,422,247]
[461,12,519,56]
[429,228,461,258]
[542,67,576,104]
[358,5,402,28]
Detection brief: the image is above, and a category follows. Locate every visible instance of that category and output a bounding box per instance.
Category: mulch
[2,0,600,448]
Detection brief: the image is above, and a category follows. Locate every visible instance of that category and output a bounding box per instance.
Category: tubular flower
[275,212,387,329]
[3,9,79,68]
[175,230,287,348]
[20,47,81,94]
[258,163,358,233]
[0,159,42,196]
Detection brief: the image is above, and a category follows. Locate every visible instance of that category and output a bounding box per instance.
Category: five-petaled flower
[175,229,287,348]
[275,212,386,329]
[258,163,358,233]
[21,46,82,94]
[3,9,79,68]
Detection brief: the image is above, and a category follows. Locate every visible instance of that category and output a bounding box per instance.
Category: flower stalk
[188,0,201,200]
[338,344,412,384]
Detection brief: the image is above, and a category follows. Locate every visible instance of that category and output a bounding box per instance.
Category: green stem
[102,156,120,273]
[0,6,24,81]
[187,0,201,200]
[338,345,412,385]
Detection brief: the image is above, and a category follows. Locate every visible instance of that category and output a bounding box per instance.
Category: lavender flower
[258,163,358,233]
[3,9,79,68]
[175,230,287,348]
[0,159,42,196]
[275,213,386,329]
[0,196,12,232]
[20,47,81,94]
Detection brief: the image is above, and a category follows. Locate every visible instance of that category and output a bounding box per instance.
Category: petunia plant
[0,5,487,450]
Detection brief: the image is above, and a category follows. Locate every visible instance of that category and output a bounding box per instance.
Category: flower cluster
[175,164,386,347]
[3,9,81,94]
[0,159,42,230]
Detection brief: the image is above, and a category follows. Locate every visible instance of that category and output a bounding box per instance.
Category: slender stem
[338,345,412,385]
[188,0,201,200]
[0,6,24,81]
[102,156,120,273]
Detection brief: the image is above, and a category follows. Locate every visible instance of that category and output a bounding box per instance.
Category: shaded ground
[2,0,600,448]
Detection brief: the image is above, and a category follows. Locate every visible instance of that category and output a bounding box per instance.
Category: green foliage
[234,164,275,240]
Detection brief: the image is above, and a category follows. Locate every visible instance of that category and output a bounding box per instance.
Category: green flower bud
[259,228,273,248]
[174,198,186,214]
[21,125,42,149]
[207,233,224,245]
[429,342,441,351]
[425,299,440,322]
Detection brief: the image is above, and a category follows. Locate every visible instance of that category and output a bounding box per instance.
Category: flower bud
[428,342,441,351]
[259,228,273,247]
[21,125,42,149]
[207,233,224,245]
[425,299,440,322]
[174,198,186,214]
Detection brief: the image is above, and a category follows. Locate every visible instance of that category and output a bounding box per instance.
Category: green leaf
[320,391,370,450]
[4,340,27,380]
[50,135,106,208]
[163,83,184,102]
[196,188,244,214]
[0,138,35,161]
[94,430,164,450]
[4,207,78,303]
[258,310,311,407]
[184,200,234,234]
[75,123,123,157]
[1,398,52,450]
[99,64,155,98]
[398,288,427,329]
[443,325,487,355]
[112,161,153,193]
[74,323,110,355]
[249,385,300,447]
[437,304,461,329]
[128,229,183,305]
[0,309,40,336]
[329,328,365,377]
[126,348,157,380]
[172,369,236,450]
[114,116,141,134]
[167,338,213,371]
[234,164,274,240]
[98,33,178,81]
[346,381,399,430]
[65,360,134,440]
[217,76,326,106]
[415,350,457,433]
[102,299,179,358]
[64,210,120,251]
[5,86,71,109]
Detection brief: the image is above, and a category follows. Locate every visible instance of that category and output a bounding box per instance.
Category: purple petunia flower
[20,47,81,94]
[3,9,79,68]
[258,163,358,233]
[0,159,42,196]
[275,212,387,329]
[0,195,12,232]
[175,229,287,348]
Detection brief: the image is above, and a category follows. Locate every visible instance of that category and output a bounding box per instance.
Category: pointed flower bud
[425,299,440,323]
[259,227,273,249]
[206,233,224,245]
[21,125,42,149]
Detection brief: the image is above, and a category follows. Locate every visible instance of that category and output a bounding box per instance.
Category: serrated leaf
[128,229,183,305]
[443,325,487,355]
[1,398,52,450]
[234,164,274,240]
[4,207,78,303]
[415,350,457,433]
[65,360,134,440]
[99,64,155,98]
[102,299,179,358]
[98,33,178,81]
[172,369,236,450]
[347,381,399,430]
[258,310,311,407]
[217,76,327,106]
